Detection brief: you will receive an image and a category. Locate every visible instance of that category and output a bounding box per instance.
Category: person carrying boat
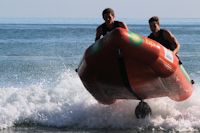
[95,8,128,41]
[148,16,180,54]
[148,16,194,84]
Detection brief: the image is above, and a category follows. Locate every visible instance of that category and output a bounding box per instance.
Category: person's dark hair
[102,8,115,17]
[149,16,160,25]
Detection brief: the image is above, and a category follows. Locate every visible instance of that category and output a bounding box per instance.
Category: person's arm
[118,21,128,31]
[147,33,152,38]
[163,30,180,54]
[95,26,103,42]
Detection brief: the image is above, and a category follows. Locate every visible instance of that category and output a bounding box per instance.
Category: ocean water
[0,21,200,132]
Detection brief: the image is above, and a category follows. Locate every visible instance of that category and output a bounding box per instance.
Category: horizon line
[0,18,200,25]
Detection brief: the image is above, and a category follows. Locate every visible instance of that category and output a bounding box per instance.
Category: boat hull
[77,28,193,104]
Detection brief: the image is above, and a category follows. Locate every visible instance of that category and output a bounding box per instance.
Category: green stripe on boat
[180,65,191,82]
[89,40,101,55]
[128,32,143,46]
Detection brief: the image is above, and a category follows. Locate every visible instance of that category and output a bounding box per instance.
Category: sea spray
[0,23,200,132]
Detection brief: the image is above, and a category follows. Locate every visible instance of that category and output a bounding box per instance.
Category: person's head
[102,8,115,25]
[148,16,160,33]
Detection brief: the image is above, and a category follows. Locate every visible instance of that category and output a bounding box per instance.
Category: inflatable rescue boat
[77,28,193,107]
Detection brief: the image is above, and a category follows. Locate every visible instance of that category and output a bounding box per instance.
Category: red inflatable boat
[77,28,193,105]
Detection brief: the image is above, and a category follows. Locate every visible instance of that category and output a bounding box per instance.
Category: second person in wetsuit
[148,16,194,84]
[95,8,128,41]
[148,16,180,54]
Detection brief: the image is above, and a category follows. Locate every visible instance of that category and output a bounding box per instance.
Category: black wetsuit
[148,29,176,51]
[100,21,121,36]
[148,29,195,84]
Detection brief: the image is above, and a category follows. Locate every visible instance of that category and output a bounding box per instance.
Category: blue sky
[0,0,200,19]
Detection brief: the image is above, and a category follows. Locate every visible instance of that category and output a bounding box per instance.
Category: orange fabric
[77,28,193,104]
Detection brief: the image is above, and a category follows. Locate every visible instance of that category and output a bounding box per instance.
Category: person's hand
[173,50,178,55]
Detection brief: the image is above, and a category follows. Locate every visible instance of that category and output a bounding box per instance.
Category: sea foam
[0,69,199,132]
